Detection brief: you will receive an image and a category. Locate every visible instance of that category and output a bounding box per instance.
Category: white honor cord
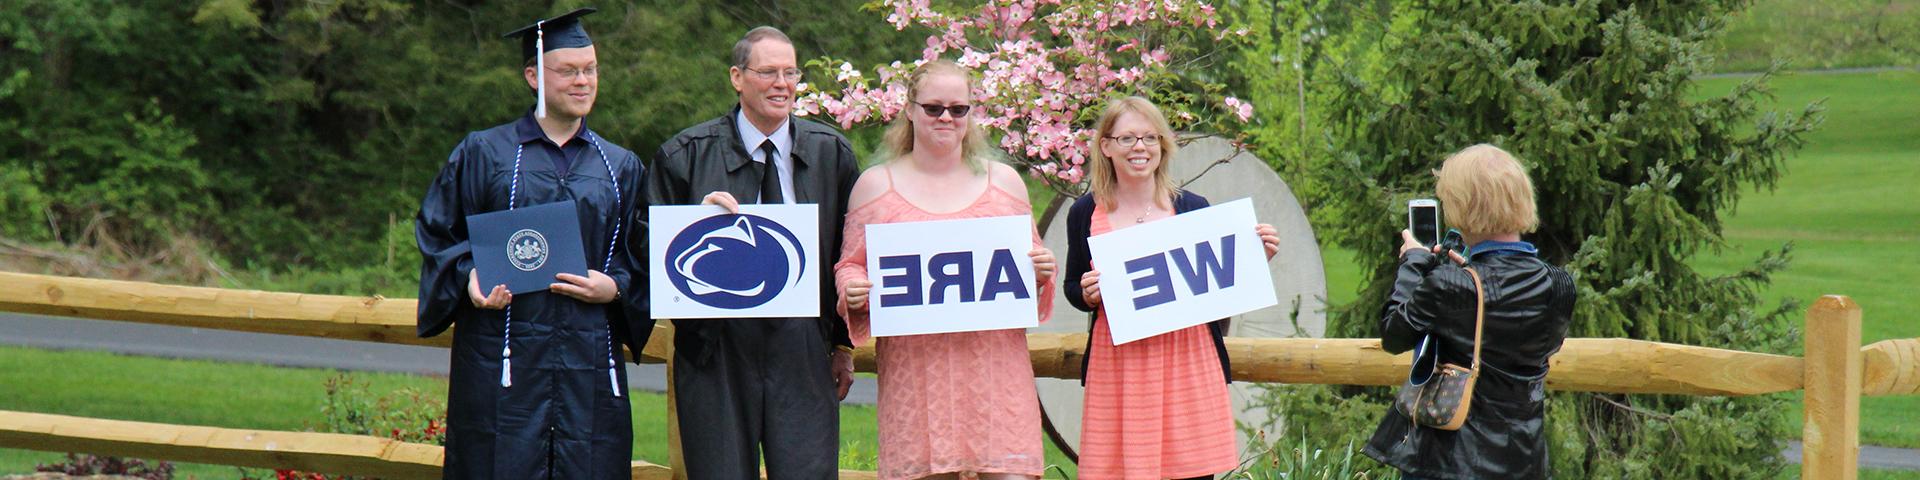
[499,139,626,398]
[589,133,624,398]
[501,144,526,388]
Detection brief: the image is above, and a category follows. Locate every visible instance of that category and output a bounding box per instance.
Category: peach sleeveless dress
[1077,205,1239,479]
[833,168,1055,480]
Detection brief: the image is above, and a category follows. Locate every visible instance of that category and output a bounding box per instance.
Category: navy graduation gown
[415,113,648,479]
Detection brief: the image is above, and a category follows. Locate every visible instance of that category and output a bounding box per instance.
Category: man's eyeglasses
[1105,134,1162,147]
[745,66,804,82]
[917,103,972,118]
[546,66,599,80]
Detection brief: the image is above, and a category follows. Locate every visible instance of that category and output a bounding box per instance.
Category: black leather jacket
[1363,244,1574,479]
[642,107,863,363]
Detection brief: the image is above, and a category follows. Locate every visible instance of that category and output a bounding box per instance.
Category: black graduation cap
[503,7,598,118]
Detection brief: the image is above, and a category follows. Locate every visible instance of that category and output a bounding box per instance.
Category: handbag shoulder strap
[1464,266,1486,371]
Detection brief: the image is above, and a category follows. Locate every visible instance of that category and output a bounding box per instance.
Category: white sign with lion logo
[649,204,820,319]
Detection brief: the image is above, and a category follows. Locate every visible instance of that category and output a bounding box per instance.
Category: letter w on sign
[867,215,1040,337]
[1088,198,1278,345]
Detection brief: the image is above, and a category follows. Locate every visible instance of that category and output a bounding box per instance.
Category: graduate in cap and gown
[413,7,648,479]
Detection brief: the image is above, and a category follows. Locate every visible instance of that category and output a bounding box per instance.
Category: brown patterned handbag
[1394,266,1485,431]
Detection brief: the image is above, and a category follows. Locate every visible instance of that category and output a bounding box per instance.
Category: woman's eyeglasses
[917,103,972,118]
[1105,134,1162,147]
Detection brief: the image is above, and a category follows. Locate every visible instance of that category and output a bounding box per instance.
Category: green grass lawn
[0,345,1076,478]
[1710,0,1920,73]
[1689,70,1920,448]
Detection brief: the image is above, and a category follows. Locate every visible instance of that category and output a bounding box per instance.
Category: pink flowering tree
[796,0,1256,211]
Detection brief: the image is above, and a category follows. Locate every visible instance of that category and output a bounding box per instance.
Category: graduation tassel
[534,22,546,119]
[501,346,514,388]
[501,305,514,388]
[608,366,622,397]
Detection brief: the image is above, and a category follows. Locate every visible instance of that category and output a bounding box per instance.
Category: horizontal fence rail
[0,271,1913,479]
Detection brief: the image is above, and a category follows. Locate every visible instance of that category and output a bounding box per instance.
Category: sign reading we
[1089,198,1277,345]
[867,215,1040,337]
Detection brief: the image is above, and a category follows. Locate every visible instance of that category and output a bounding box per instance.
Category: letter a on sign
[866,215,1040,337]
[1088,198,1277,344]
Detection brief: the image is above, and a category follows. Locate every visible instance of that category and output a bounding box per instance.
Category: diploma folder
[467,200,590,295]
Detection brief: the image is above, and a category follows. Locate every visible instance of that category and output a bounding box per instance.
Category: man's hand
[702,191,741,214]
[830,349,854,401]
[551,270,618,304]
[468,268,512,309]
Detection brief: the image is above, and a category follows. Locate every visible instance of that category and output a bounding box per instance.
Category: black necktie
[757,140,784,204]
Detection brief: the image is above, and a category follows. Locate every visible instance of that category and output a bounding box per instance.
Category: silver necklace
[1134,203,1155,223]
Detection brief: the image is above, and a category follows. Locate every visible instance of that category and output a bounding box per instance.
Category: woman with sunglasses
[832,59,1058,480]
[1062,97,1281,479]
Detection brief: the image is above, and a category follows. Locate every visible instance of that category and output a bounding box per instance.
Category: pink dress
[833,170,1055,480]
[1078,205,1239,479]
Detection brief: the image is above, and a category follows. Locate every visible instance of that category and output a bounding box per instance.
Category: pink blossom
[808,0,1243,193]
[1223,96,1253,122]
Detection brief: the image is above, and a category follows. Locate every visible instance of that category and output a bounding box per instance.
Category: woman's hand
[843,278,873,312]
[467,268,512,309]
[1030,247,1057,286]
[1397,229,1428,259]
[1256,223,1280,260]
[1080,269,1102,306]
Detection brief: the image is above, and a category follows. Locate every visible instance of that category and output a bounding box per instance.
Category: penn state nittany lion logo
[507,229,549,272]
[664,215,807,309]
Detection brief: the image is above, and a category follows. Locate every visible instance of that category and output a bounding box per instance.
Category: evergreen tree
[1316,1,1820,477]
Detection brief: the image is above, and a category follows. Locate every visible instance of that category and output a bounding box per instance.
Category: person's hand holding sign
[1257,223,1280,259]
[1080,268,1102,306]
[1031,246,1056,290]
[843,277,873,312]
[701,191,742,214]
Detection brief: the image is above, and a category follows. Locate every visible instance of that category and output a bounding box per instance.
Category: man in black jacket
[642,26,860,479]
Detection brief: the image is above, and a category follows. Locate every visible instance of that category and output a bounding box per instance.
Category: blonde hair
[1435,144,1539,235]
[1087,96,1180,208]
[877,59,997,173]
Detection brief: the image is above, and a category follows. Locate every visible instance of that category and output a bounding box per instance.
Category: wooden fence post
[664,332,686,480]
[1803,295,1862,480]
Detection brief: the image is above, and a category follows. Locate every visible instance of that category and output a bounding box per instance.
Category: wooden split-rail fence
[0,272,1914,479]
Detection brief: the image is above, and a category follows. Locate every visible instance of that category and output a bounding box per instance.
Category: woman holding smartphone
[1363,144,1573,479]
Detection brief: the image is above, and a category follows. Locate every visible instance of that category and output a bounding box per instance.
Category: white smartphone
[1408,199,1440,247]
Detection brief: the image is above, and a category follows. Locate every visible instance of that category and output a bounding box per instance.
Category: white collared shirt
[735,109,795,204]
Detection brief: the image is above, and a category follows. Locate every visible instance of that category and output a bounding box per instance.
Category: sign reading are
[867,215,1039,337]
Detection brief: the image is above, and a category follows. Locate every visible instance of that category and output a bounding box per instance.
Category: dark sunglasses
[917,103,972,118]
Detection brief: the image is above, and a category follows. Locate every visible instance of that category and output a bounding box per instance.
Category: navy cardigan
[1062,191,1232,384]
